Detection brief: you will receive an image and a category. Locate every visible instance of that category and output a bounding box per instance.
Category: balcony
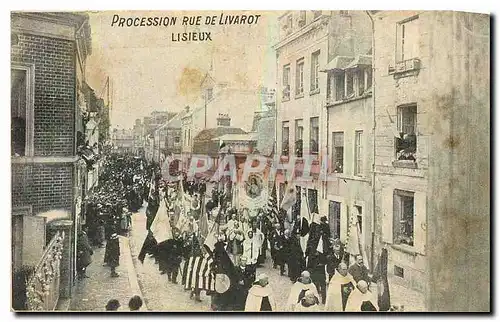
[388,58,421,79]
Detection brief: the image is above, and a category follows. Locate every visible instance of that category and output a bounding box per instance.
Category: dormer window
[206,88,213,101]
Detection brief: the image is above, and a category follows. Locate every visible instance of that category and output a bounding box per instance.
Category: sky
[85,10,282,129]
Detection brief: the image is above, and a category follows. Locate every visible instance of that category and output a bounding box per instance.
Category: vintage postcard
[10,10,490,312]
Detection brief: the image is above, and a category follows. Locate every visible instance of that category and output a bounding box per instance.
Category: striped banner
[182,256,216,292]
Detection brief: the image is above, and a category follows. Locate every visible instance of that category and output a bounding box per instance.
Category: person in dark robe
[105,233,120,277]
[307,250,328,304]
[138,230,158,264]
[269,222,285,275]
[244,274,276,311]
[285,230,305,282]
[157,230,184,283]
[76,229,93,279]
[327,242,346,281]
[145,192,160,231]
[372,248,391,311]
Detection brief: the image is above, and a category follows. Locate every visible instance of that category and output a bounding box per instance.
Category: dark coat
[326,251,346,280]
[138,235,158,263]
[348,263,370,283]
[106,238,120,268]
[157,238,183,272]
[77,232,93,269]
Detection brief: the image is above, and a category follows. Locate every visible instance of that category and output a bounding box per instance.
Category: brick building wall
[11,32,76,216]
[12,164,73,215]
[11,34,76,156]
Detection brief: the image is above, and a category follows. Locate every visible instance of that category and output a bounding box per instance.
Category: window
[393,190,415,246]
[355,206,363,234]
[287,14,293,32]
[310,51,320,92]
[354,130,363,175]
[296,58,304,96]
[340,10,349,16]
[283,64,291,100]
[206,88,213,101]
[345,70,354,98]
[11,65,34,157]
[295,119,303,157]
[334,72,345,101]
[299,11,306,27]
[329,201,341,238]
[394,265,404,278]
[357,69,366,95]
[11,69,27,156]
[174,136,180,145]
[332,132,344,173]
[397,16,419,62]
[310,117,319,154]
[395,105,417,161]
[282,121,290,156]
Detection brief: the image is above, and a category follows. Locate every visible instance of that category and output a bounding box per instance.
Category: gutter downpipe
[366,10,377,273]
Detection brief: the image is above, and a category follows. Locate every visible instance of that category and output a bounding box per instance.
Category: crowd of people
[76,155,153,279]
[76,153,392,312]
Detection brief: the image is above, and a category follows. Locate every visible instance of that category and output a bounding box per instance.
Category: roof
[212,132,257,142]
[194,127,247,142]
[345,55,372,69]
[321,56,354,72]
[193,127,247,156]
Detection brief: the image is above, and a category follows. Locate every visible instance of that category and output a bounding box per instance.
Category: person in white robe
[245,274,277,312]
[286,271,320,311]
[324,262,357,311]
[345,280,379,312]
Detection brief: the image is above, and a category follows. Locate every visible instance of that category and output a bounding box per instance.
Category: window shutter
[414,191,427,255]
[381,187,394,244]
[340,202,348,242]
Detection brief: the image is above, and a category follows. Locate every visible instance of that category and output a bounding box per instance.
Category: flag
[299,190,310,254]
[316,235,324,254]
[266,183,279,223]
[174,179,187,228]
[150,198,173,243]
[386,108,402,138]
[345,208,369,269]
[219,139,226,150]
[199,209,209,240]
[147,174,155,201]
[280,182,297,211]
[203,207,222,253]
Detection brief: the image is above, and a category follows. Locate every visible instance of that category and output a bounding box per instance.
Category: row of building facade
[273,10,489,311]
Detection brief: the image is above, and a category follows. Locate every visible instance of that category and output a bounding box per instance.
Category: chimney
[216,113,231,127]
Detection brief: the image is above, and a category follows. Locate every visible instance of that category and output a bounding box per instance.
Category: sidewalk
[69,236,147,312]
